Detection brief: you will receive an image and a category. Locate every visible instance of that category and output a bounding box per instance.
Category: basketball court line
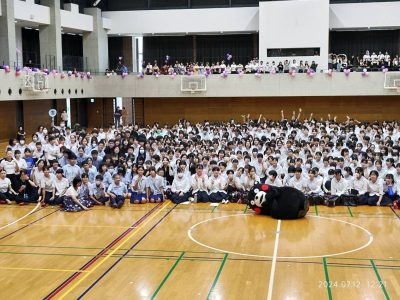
[0,202,41,230]
[188,214,374,259]
[206,253,229,300]
[0,266,90,273]
[0,208,59,241]
[267,219,281,300]
[150,251,186,299]
[323,257,333,300]
[75,203,177,299]
[1,249,399,272]
[43,202,164,300]
[370,259,390,300]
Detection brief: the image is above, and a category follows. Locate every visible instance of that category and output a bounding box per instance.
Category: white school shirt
[54,177,70,196]
[0,178,11,193]
[350,177,368,195]
[208,176,226,194]
[367,179,384,197]
[131,175,147,193]
[171,176,191,193]
[191,174,209,193]
[265,177,283,187]
[0,159,17,175]
[305,177,323,195]
[15,158,27,173]
[65,186,79,198]
[331,178,348,196]
[289,177,307,192]
[40,174,56,192]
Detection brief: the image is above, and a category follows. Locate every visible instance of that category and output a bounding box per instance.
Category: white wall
[61,3,93,32]
[259,0,329,70]
[330,2,400,29]
[103,7,259,35]
[14,0,50,25]
[0,71,397,101]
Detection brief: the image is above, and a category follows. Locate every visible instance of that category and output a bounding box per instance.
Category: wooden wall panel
[134,98,145,126]
[143,96,400,125]
[0,101,17,141]
[23,100,53,134]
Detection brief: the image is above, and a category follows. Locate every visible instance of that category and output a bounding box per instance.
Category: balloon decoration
[344,69,351,76]
[68,71,73,77]
[255,72,262,78]
[122,72,128,78]
[3,65,11,73]
[221,70,228,78]
[60,72,66,79]
[325,69,333,77]
[270,68,276,75]
[362,68,369,77]
[238,71,244,77]
[289,69,296,77]
[15,67,22,76]
[170,72,177,79]
[137,72,144,79]
[226,53,233,61]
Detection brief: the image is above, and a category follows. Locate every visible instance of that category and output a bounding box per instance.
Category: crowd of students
[329,51,399,72]
[1,110,400,212]
[140,50,399,76]
[142,58,319,76]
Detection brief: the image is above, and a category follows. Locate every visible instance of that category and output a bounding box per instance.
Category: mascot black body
[247,184,309,219]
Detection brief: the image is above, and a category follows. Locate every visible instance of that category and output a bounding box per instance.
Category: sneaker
[188,197,194,202]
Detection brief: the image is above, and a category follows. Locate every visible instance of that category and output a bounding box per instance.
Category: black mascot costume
[247,184,309,219]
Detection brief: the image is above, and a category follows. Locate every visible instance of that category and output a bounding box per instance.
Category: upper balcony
[0,69,398,101]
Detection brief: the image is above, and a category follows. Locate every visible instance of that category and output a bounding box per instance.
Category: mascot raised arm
[247,184,309,220]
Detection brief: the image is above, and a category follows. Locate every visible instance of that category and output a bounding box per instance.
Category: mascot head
[247,184,270,214]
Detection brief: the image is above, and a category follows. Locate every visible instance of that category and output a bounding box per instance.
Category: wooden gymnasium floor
[0,201,399,300]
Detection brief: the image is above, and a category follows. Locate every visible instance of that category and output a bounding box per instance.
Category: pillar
[0,0,17,67]
[83,7,109,73]
[39,0,62,70]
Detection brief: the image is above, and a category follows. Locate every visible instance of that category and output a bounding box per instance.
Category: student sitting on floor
[225,169,244,203]
[146,166,165,203]
[382,174,396,206]
[359,171,384,206]
[89,175,109,205]
[15,170,40,205]
[40,166,56,206]
[190,164,209,203]
[108,174,128,208]
[54,169,69,203]
[329,169,348,205]
[0,169,17,204]
[350,167,369,202]
[170,170,191,204]
[130,166,147,204]
[63,177,90,212]
[79,174,94,208]
[208,167,228,204]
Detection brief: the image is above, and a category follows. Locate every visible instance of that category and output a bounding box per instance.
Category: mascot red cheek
[247,184,309,220]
